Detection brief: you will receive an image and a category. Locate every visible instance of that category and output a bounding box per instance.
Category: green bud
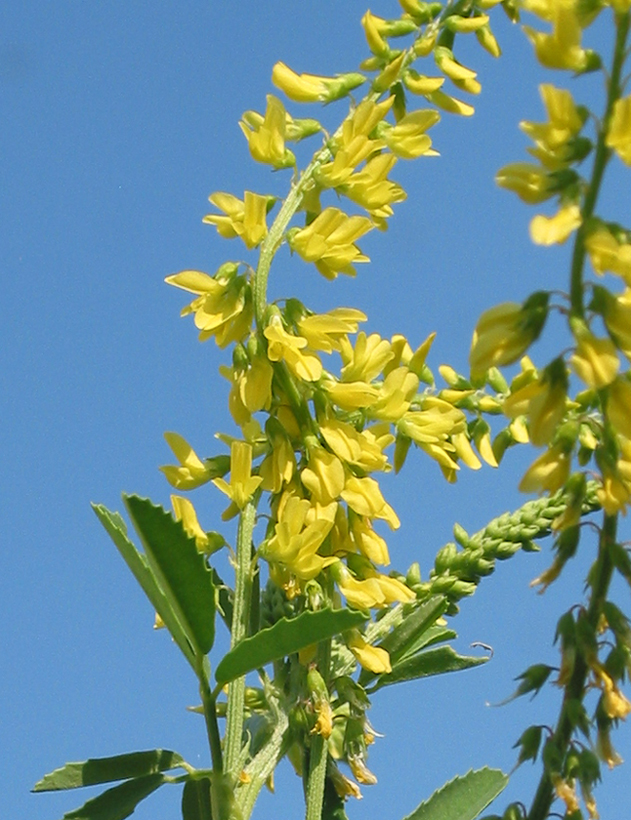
[453,522,471,548]
[406,561,422,586]
[503,804,526,820]
[434,542,458,573]
[513,664,554,699]
[487,366,509,393]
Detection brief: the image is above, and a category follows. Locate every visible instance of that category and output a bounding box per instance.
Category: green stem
[526,513,618,820]
[224,498,258,776]
[198,658,224,774]
[569,11,630,317]
[305,735,329,820]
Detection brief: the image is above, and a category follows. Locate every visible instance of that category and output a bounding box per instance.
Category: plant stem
[198,658,224,774]
[224,498,257,776]
[526,512,618,820]
[569,10,630,317]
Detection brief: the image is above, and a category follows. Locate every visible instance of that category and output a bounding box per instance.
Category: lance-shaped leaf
[124,495,216,658]
[360,597,447,686]
[215,608,367,685]
[367,644,488,692]
[400,767,508,820]
[57,773,167,820]
[92,503,196,668]
[33,749,185,792]
[181,777,212,820]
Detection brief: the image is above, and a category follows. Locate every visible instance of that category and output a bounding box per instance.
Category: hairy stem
[224,499,258,776]
[526,513,617,820]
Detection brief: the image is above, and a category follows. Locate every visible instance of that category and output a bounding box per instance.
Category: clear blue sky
[3,2,631,819]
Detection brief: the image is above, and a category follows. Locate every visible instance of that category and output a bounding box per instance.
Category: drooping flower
[165,266,253,347]
[341,476,400,529]
[203,191,274,250]
[585,228,631,281]
[264,315,322,382]
[288,207,374,280]
[300,445,346,504]
[469,292,550,378]
[212,441,263,512]
[340,332,393,382]
[297,307,367,353]
[272,62,365,103]
[346,629,392,673]
[606,95,631,166]
[571,328,619,389]
[519,442,571,494]
[160,432,215,489]
[495,163,553,203]
[239,94,295,169]
[530,204,582,246]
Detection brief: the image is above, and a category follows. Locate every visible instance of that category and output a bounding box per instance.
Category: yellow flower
[530,204,582,246]
[551,774,579,815]
[402,69,445,96]
[264,315,322,382]
[495,163,553,203]
[426,89,474,117]
[381,109,440,159]
[596,725,623,769]
[272,62,365,103]
[332,562,387,609]
[300,446,346,504]
[523,4,589,72]
[203,191,273,250]
[160,432,214,489]
[346,630,392,673]
[239,94,295,169]
[606,95,631,166]
[361,10,389,55]
[341,476,400,529]
[212,441,263,512]
[289,207,374,280]
[259,425,295,493]
[342,153,407,220]
[503,358,568,446]
[263,495,336,581]
[522,84,584,169]
[586,229,631,281]
[350,514,390,565]
[469,293,549,378]
[340,332,393,382]
[519,443,571,494]
[399,397,466,470]
[607,378,631,440]
[602,288,631,357]
[571,329,619,389]
[297,307,367,353]
[322,378,380,410]
[170,495,210,552]
[434,46,477,83]
[319,418,392,473]
[165,267,252,347]
[370,367,419,422]
[316,98,392,187]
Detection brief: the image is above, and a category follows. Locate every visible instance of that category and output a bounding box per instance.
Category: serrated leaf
[33,749,184,792]
[368,645,487,692]
[401,767,508,820]
[215,608,367,685]
[124,495,216,658]
[181,777,212,820]
[60,774,167,820]
[92,503,196,668]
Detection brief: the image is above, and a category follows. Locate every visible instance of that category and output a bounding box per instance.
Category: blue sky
[3,2,631,819]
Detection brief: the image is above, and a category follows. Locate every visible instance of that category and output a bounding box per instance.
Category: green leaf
[60,774,167,820]
[124,495,216,657]
[401,767,508,820]
[359,597,447,687]
[181,778,212,820]
[215,608,367,685]
[368,645,488,692]
[33,749,185,792]
[92,503,196,668]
